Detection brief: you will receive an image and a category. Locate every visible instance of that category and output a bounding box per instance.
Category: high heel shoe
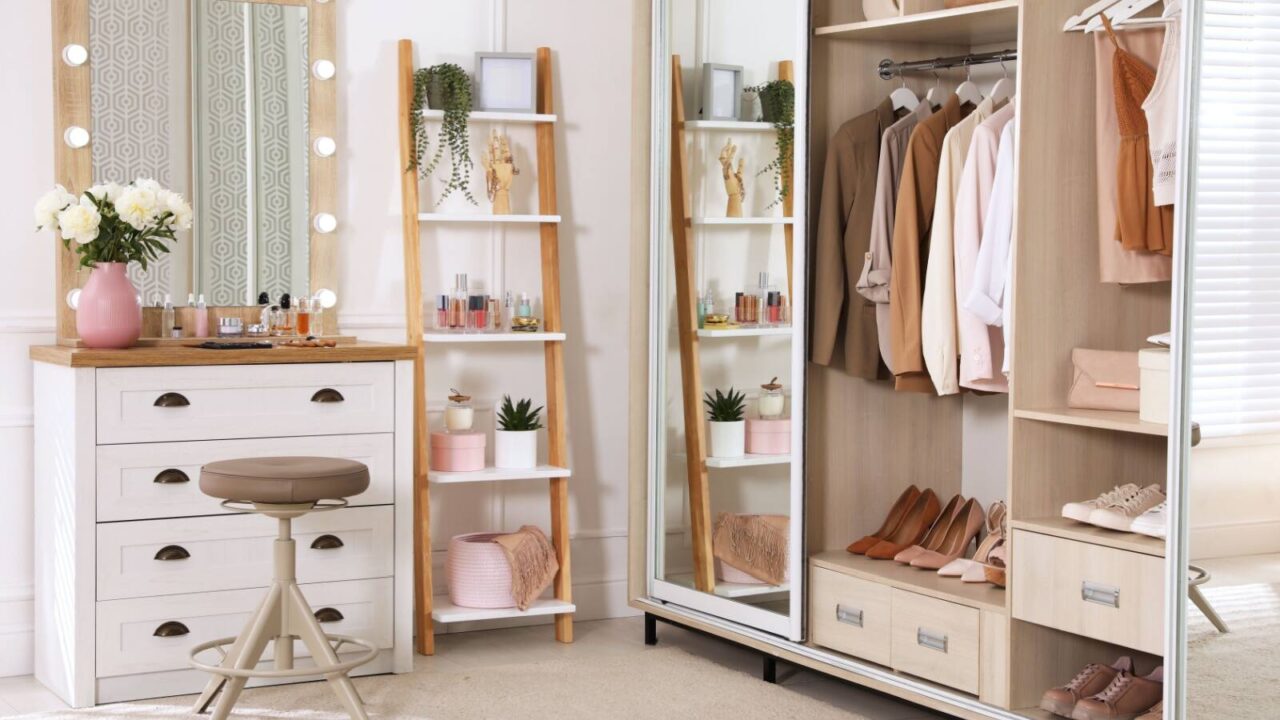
[865,489,942,560]
[982,543,1008,587]
[939,500,1006,579]
[847,485,921,555]
[909,497,984,570]
[894,494,964,564]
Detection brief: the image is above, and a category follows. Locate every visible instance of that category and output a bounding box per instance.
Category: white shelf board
[697,326,793,338]
[430,465,570,485]
[706,453,792,469]
[422,109,556,124]
[418,213,560,224]
[668,573,790,599]
[684,120,775,132]
[423,332,565,343]
[692,216,794,226]
[431,597,576,624]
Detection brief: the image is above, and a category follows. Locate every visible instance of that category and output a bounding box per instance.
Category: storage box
[446,532,516,609]
[430,431,486,472]
[1139,348,1171,424]
[745,418,791,455]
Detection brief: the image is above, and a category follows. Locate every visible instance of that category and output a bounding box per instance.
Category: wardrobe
[632,1,1182,718]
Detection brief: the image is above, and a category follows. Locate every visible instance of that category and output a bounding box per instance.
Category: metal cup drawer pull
[153,392,190,408]
[311,388,345,403]
[154,545,191,561]
[1082,581,1121,608]
[835,604,864,628]
[916,628,949,653]
[153,621,190,638]
[311,534,345,550]
[153,468,190,485]
[314,607,345,623]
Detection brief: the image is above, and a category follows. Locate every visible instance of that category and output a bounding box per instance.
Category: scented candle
[758,377,785,419]
[445,390,475,432]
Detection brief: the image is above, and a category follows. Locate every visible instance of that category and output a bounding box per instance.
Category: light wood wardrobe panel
[1008,619,1163,711]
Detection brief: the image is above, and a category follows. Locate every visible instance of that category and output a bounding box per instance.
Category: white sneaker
[1130,501,1168,538]
[1090,484,1166,532]
[1062,484,1140,523]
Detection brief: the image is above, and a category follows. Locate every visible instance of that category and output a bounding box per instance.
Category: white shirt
[1143,0,1181,207]
[965,119,1017,345]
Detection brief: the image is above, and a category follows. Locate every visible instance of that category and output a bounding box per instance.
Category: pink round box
[446,532,517,609]
[745,418,791,455]
[430,431,486,472]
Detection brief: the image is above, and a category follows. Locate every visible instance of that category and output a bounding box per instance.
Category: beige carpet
[12,644,886,720]
[1187,582,1280,720]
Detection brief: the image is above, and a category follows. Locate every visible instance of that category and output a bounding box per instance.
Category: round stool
[189,457,378,720]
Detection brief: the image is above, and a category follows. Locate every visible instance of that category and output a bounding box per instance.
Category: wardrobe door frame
[644,0,810,642]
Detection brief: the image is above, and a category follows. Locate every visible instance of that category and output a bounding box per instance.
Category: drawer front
[97,506,394,600]
[1011,530,1164,655]
[808,565,892,666]
[96,577,392,677]
[97,434,395,522]
[96,363,395,444]
[890,588,981,695]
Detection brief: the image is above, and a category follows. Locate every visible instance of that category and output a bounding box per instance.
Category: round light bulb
[62,44,88,67]
[64,126,90,148]
[314,288,338,309]
[66,288,82,310]
[312,59,336,80]
[313,213,338,233]
[313,137,337,157]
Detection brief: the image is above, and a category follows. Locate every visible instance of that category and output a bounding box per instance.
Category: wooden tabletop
[30,340,416,368]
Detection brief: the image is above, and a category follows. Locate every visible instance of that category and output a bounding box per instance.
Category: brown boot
[1040,657,1134,717]
[1071,666,1163,720]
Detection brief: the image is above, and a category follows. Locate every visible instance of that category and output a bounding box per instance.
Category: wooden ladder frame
[397,40,573,656]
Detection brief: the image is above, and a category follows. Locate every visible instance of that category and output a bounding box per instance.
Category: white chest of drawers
[30,348,416,708]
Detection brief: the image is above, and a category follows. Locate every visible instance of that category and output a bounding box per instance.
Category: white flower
[34,185,76,232]
[56,197,101,245]
[133,177,162,194]
[158,189,193,231]
[114,187,160,230]
[87,182,123,203]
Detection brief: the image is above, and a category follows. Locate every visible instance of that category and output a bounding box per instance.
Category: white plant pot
[708,420,746,459]
[494,429,538,469]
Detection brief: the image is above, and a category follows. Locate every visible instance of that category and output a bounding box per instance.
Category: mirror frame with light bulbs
[50,0,341,343]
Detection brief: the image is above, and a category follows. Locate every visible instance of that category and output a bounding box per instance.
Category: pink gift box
[430,431,486,472]
[745,418,790,455]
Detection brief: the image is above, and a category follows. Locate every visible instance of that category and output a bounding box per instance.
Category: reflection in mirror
[90,0,310,308]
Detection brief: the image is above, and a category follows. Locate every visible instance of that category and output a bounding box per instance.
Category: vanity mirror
[51,0,338,342]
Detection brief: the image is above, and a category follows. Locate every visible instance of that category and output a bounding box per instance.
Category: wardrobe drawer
[1011,530,1164,655]
[96,434,396,522]
[809,565,892,666]
[96,577,392,678]
[95,363,395,444]
[96,506,394,600]
[890,589,980,695]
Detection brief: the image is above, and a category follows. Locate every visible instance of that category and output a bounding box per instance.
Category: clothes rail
[876,49,1017,81]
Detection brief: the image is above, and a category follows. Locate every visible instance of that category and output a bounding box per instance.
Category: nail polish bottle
[467,295,488,332]
[436,294,450,330]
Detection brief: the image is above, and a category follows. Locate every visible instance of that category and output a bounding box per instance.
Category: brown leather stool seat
[200,457,369,504]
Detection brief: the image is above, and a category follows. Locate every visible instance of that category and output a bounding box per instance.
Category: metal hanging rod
[877,49,1017,81]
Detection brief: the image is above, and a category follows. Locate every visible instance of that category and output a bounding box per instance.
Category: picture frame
[474,52,538,113]
[700,63,743,121]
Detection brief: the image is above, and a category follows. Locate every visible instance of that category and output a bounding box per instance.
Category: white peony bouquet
[34,178,192,270]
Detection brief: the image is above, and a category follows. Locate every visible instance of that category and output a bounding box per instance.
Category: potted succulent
[704,387,747,459]
[494,395,544,469]
[409,63,477,204]
[746,79,795,208]
[34,179,191,348]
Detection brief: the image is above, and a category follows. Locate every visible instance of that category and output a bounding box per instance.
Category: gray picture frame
[474,52,538,113]
[700,63,743,121]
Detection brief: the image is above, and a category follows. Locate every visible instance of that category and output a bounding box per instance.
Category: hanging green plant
[747,79,795,208]
[409,63,477,204]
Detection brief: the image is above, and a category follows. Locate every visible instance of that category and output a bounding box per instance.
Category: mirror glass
[90,0,310,307]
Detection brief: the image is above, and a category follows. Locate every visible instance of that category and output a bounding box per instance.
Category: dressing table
[34,0,416,708]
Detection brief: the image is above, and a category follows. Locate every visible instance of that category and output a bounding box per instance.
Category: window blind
[1190,0,1280,438]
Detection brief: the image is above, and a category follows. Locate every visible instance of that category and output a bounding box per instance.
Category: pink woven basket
[446,532,517,609]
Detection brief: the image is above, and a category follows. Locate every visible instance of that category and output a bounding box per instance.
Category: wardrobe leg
[644,613,658,646]
[762,655,778,684]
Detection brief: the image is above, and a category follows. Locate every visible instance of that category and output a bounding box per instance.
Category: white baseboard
[0,595,34,678]
[1191,519,1280,560]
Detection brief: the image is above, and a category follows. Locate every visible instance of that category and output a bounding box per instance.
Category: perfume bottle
[195,294,210,337]
[697,292,706,329]
[274,295,294,336]
[758,377,785,419]
[296,295,312,336]
[160,294,175,337]
[310,295,325,337]
[518,292,533,319]
[488,297,502,331]
[756,272,770,327]
[449,274,468,330]
[503,291,515,332]
[445,389,474,432]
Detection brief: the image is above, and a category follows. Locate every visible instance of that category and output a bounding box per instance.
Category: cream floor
[0,617,946,719]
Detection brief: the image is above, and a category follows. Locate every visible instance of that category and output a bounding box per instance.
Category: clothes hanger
[924,69,945,109]
[888,68,920,112]
[953,59,984,108]
[1082,0,1165,33]
[987,57,1016,106]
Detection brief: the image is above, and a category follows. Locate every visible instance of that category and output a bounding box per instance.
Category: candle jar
[758,377,785,419]
[445,390,475,432]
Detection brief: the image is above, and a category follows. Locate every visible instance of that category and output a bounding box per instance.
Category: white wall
[1189,438,1280,559]
[0,0,635,677]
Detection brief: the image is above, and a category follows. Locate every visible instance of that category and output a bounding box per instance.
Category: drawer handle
[315,607,345,623]
[154,545,191,561]
[916,628,948,654]
[835,604,864,628]
[154,392,190,408]
[154,468,190,485]
[311,534,344,550]
[311,388,345,403]
[153,621,190,638]
[1082,581,1121,609]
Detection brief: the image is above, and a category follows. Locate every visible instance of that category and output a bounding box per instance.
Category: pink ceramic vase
[76,262,141,349]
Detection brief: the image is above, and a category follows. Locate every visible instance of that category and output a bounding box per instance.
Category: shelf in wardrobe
[706,453,792,469]
[429,465,571,485]
[814,0,1020,45]
[684,120,776,132]
[1011,517,1166,558]
[1014,407,1168,437]
[667,573,790,599]
[810,550,1007,613]
[692,216,794,226]
[418,213,561,223]
[423,332,565,343]
[431,597,576,624]
[422,109,556,124]
[697,326,793,338]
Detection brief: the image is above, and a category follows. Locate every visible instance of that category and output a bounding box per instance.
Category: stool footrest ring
[189,633,379,680]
